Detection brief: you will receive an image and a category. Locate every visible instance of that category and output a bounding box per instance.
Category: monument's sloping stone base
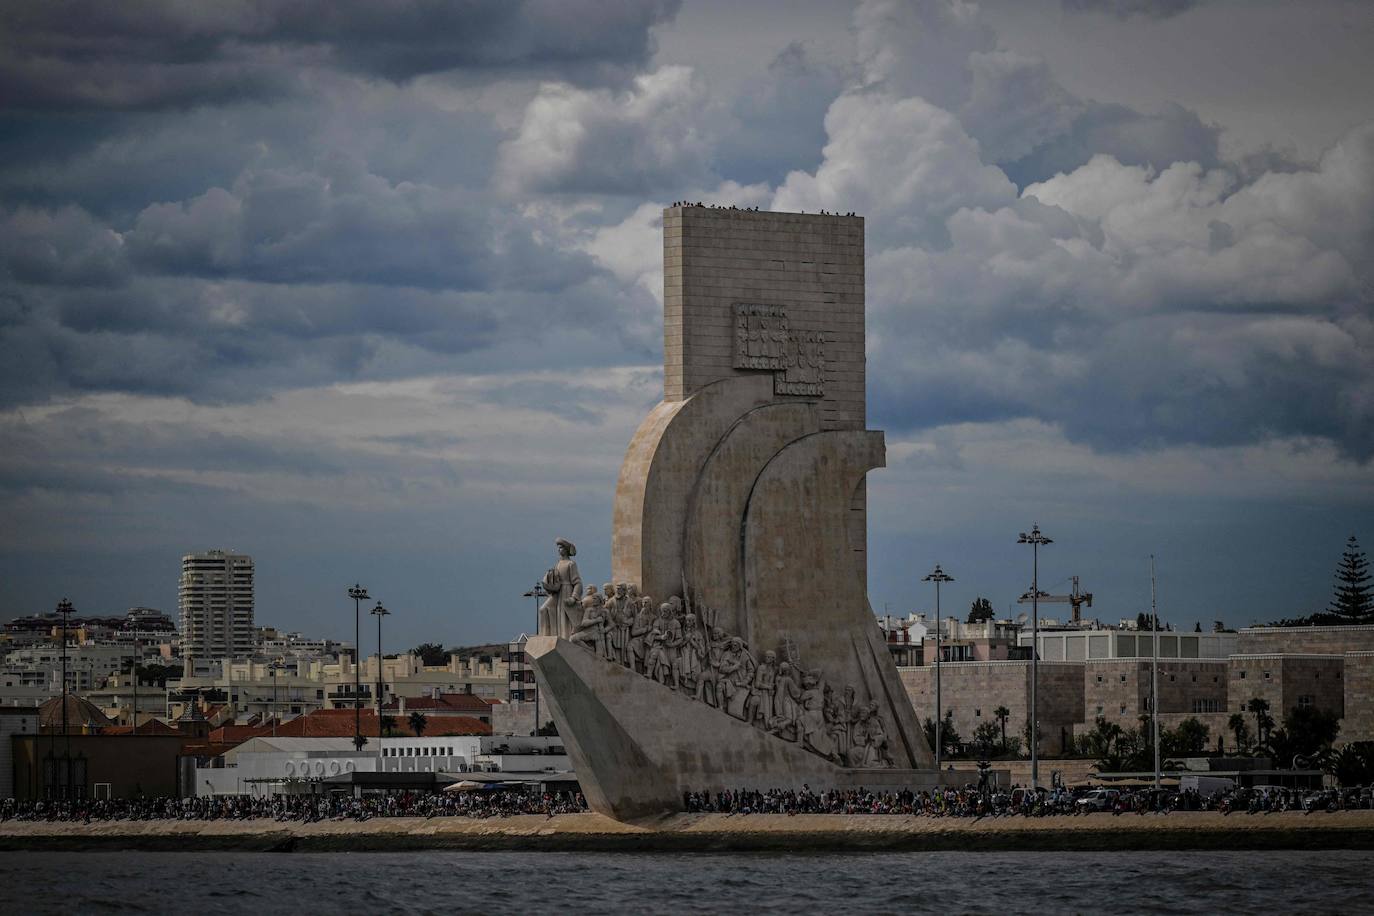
[528,636,935,822]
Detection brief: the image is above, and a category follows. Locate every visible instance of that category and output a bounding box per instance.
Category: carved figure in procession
[745,649,777,728]
[825,684,855,753]
[629,597,655,674]
[695,626,726,707]
[599,587,621,659]
[615,590,636,667]
[539,538,583,638]
[570,591,607,652]
[769,661,801,740]
[644,603,675,685]
[718,636,755,720]
[864,702,895,767]
[798,672,835,758]
[679,613,707,695]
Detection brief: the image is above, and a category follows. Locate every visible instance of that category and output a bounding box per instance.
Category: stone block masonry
[663,207,865,431]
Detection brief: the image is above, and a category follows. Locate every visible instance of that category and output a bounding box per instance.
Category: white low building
[195,735,570,796]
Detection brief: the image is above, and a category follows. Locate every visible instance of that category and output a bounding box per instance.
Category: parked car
[1075,789,1121,812]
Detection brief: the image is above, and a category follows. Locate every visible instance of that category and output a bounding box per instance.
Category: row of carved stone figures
[535,540,894,768]
[567,582,894,769]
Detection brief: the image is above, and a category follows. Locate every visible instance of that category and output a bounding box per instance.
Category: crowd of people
[0,790,587,824]
[681,784,1369,817]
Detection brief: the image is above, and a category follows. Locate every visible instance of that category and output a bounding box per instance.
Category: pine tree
[1328,535,1372,623]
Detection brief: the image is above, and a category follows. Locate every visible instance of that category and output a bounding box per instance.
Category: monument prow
[533,207,936,820]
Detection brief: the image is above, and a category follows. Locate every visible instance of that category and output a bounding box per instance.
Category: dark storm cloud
[0,0,682,111]
[1061,0,1204,19]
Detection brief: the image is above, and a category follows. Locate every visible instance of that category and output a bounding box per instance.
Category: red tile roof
[100,719,180,736]
[268,708,490,738]
[382,693,495,714]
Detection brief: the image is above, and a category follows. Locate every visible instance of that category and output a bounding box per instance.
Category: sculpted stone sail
[528,206,936,820]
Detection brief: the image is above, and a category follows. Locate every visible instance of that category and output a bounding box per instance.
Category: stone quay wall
[4,812,1374,853]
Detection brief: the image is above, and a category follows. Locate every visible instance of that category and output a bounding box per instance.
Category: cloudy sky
[1,0,1371,649]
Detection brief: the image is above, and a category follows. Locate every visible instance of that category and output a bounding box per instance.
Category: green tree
[993,705,1011,751]
[1326,742,1374,787]
[1163,717,1209,756]
[412,643,449,666]
[967,597,995,624]
[923,713,962,759]
[1227,713,1251,753]
[1329,535,1372,623]
[1265,705,1341,764]
[972,721,1001,757]
[408,711,428,737]
[536,720,559,736]
[1246,698,1274,746]
[380,715,396,737]
[1083,717,1145,772]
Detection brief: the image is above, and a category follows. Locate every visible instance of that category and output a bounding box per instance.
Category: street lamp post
[1017,525,1052,791]
[922,564,954,773]
[371,600,390,762]
[1150,555,1160,791]
[521,583,548,736]
[347,584,369,751]
[56,598,74,798]
[130,638,139,733]
[269,659,285,738]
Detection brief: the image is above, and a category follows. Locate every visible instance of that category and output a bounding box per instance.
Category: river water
[3,849,1367,914]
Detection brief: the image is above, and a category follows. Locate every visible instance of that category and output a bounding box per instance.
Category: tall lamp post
[1150,555,1160,791]
[1017,525,1052,791]
[371,600,390,763]
[269,659,285,738]
[922,564,954,772]
[56,598,74,798]
[129,638,140,733]
[57,599,73,731]
[347,584,369,751]
[521,583,548,735]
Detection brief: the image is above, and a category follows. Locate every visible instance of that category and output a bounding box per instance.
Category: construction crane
[1017,575,1094,624]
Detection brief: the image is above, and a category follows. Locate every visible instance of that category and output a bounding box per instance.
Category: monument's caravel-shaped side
[529,207,936,820]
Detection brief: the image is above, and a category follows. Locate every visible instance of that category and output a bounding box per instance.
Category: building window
[1264,672,1271,679]
[1192,699,1220,713]
[1120,675,1126,683]
[1169,674,1176,682]
[1096,706,1104,715]
[1119,705,1126,715]
[1096,675,1103,683]
[975,709,982,717]
[1298,695,1314,708]
[1191,674,1197,682]
[1240,671,1246,679]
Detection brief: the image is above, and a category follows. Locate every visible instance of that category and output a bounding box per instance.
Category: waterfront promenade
[5,810,1373,852]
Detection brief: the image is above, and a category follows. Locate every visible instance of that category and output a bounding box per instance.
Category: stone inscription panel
[732,303,824,397]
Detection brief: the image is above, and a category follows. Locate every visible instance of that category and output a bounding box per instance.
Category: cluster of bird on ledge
[669,201,856,216]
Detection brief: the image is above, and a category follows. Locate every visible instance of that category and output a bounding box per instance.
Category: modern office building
[179,550,255,660]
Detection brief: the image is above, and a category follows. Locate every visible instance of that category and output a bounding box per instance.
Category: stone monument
[527,206,936,820]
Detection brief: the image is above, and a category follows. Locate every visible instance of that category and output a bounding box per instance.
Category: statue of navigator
[539,537,583,638]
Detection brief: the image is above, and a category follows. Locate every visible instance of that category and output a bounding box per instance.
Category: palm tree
[994,706,1010,751]
[1246,698,1273,746]
[380,715,396,737]
[1227,713,1251,753]
[409,711,428,737]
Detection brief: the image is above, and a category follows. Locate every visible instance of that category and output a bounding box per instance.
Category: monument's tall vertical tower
[532,207,934,821]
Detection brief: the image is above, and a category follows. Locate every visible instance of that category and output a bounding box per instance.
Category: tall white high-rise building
[179,550,255,660]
